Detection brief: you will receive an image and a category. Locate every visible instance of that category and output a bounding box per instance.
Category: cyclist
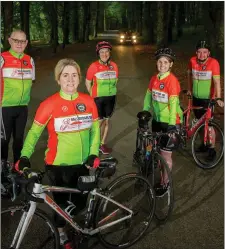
[143,48,183,196]
[85,41,119,154]
[1,30,35,164]
[187,40,224,160]
[15,59,100,249]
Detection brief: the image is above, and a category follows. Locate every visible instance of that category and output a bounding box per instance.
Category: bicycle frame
[182,96,214,144]
[10,183,133,249]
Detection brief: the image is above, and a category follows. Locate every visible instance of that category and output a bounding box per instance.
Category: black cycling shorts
[94,95,116,119]
[192,97,210,119]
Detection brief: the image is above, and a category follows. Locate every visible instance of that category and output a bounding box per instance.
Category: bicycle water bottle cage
[137,111,152,129]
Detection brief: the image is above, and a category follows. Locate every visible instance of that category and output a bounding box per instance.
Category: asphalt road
[2,39,224,249]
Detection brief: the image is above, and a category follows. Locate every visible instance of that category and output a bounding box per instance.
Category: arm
[143,89,152,111]
[85,79,92,94]
[30,57,35,82]
[187,60,192,93]
[213,77,224,107]
[168,96,180,125]
[89,100,100,156]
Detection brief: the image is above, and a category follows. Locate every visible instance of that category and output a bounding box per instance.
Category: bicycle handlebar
[7,169,45,203]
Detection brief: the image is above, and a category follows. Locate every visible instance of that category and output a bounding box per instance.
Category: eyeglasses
[10,38,27,45]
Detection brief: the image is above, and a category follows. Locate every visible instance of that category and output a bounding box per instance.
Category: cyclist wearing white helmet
[85,41,119,155]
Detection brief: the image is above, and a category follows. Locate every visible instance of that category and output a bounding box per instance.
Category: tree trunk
[50,2,58,53]
[168,3,175,43]
[70,2,79,42]
[142,2,151,43]
[95,2,100,37]
[82,2,91,42]
[20,2,31,51]
[62,2,70,49]
[177,2,185,38]
[2,2,13,50]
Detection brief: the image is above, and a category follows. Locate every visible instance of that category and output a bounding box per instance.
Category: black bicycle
[133,111,175,223]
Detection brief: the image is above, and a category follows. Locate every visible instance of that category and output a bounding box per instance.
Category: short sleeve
[211,59,220,77]
[1,56,4,68]
[169,76,180,96]
[86,63,96,81]
[34,99,53,126]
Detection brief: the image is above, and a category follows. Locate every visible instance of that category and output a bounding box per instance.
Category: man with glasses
[1,30,35,164]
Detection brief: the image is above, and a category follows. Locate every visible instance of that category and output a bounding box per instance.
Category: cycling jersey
[21,91,100,166]
[86,60,119,98]
[143,72,183,125]
[1,49,35,107]
[188,56,220,99]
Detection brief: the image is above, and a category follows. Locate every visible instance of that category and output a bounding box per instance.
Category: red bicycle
[180,90,224,169]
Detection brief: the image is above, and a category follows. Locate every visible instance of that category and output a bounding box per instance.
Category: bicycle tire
[151,152,174,224]
[1,205,60,249]
[192,121,224,169]
[94,173,155,249]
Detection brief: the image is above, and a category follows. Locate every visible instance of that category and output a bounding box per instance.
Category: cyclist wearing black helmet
[85,41,119,155]
[187,40,224,160]
[142,47,183,196]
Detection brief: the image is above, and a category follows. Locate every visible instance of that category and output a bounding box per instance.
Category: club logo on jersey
[202,65,206,70]
[76,103,86,112]
[109,65,114,70]
[23,60,28,66]
[159,83,164,89]
[62,106,68,112]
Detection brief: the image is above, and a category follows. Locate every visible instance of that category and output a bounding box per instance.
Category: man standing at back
[1,30,35,163]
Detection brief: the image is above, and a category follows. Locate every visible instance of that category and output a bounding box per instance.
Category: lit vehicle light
[133,40,136,43]
[120,39,123,42]
[132,36,136,39]
[120,35,124,39]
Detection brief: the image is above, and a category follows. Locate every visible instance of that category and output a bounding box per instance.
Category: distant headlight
[120,39,123,42]
[120,35,124,39]
[133,40,137,43]
[132,36,136,39]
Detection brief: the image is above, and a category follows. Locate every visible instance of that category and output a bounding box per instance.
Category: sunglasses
[10,38,27,45]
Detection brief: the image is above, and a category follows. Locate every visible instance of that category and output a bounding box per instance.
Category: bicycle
[133,119,175,224]
[180,90,224,169]
[2,157,155,249]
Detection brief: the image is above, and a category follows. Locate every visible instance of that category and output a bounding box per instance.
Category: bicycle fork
[10,201,37,249]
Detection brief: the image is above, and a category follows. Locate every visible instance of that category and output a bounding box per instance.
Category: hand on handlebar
[14,157,31,173]
[85,155,100,169]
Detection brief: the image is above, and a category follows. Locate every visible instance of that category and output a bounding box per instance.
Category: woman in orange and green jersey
[143,48,183,196]
[15,59,100,249]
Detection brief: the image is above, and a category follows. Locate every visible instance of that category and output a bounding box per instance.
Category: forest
[1,1,224,54]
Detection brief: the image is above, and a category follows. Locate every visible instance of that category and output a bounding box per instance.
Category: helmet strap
[99,56,111,65]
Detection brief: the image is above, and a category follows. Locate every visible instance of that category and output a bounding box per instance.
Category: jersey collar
[60,90,78,100]
[98,59,111,66]
[9,48,24,59]
[157,71,170,80]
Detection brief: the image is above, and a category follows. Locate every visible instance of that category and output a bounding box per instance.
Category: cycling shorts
[94,95,116,119]
[192,97,210,119]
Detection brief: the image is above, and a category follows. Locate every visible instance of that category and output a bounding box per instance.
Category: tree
[62,1,70,49]
[2,2,13,50]
[20,1,30,50]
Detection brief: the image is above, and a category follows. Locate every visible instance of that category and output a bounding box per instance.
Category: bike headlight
[120,35,124,39]
[132,36,136,39]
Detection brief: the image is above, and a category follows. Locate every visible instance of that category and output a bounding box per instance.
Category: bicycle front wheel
[94,173,155,249]
[1,205,60,249]
[192,121,224,169]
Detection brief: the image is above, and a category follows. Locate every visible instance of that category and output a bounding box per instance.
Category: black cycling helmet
[96,41,112,55]
[155,48,176,62]
[196,40,211,51]
[137,111,152,129]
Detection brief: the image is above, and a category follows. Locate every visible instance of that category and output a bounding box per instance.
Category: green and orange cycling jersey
[188,56,220,99]
[1,49,35,107]
[86,60,119,98]
[21,90,100,166]
[143,72,183,125]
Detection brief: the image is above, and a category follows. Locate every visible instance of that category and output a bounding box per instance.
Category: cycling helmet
[137,111,152,129]
[96,41,112,54]
[155,48,176,62]
[196,40,211,51]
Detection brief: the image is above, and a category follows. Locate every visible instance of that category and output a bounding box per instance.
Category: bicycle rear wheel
[192,121,224,169]
[150,152,174,223]
[1,205,60,249]
[94,173,155,249]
